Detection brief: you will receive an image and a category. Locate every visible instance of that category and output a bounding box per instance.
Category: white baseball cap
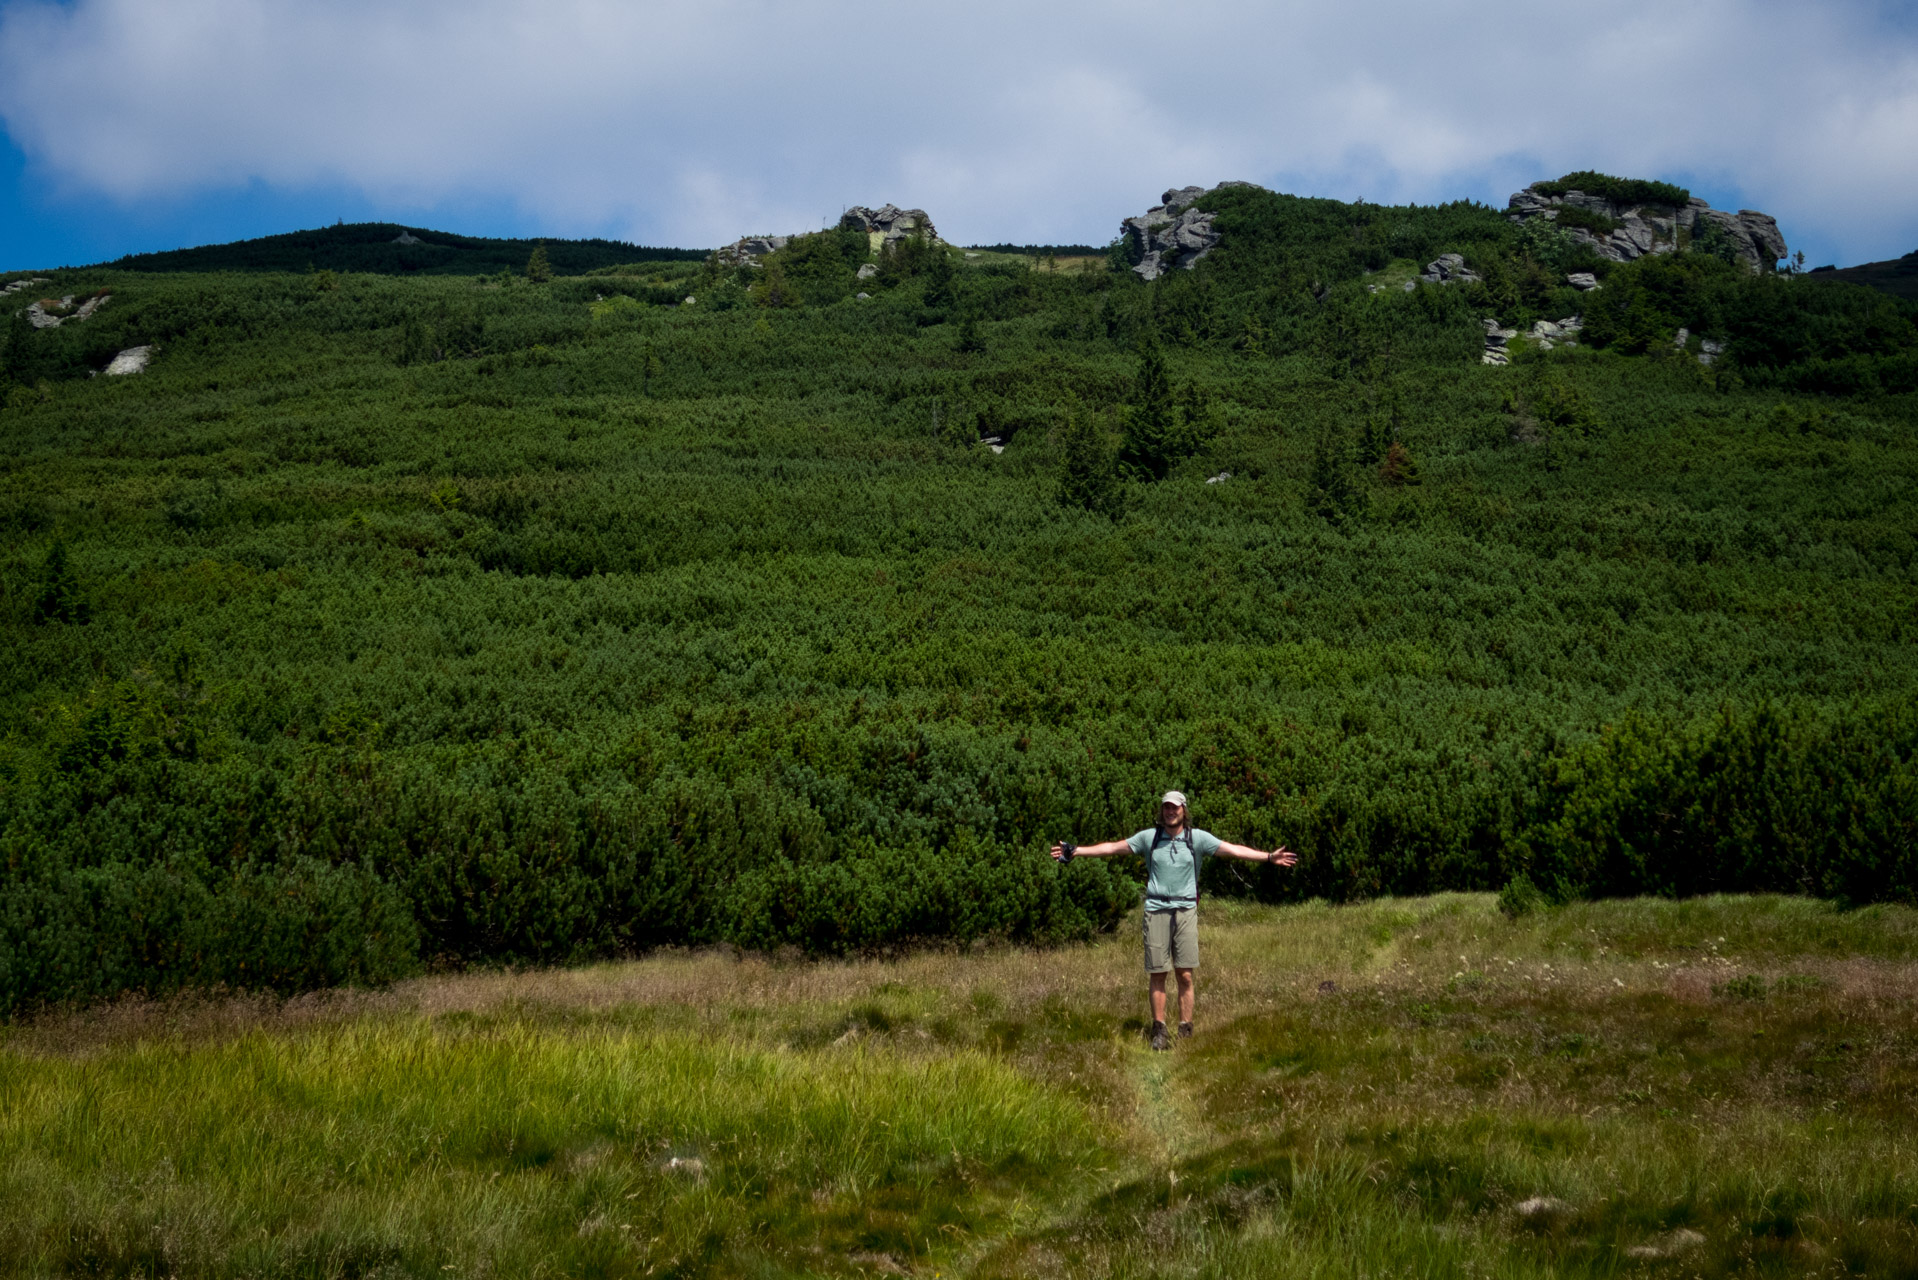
[1160,790,1187,807]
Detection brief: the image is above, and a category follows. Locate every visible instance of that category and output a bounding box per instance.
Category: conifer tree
[1309,429,1356,524]
[1357,414,1386,465]
[1059,408,1121,518]
[1176,379,1217,454]
[1379,441,1423,487]
[32,540,88,624]
[922,243,956,312]
[525,243,553,283]
[1119,338,1178,481]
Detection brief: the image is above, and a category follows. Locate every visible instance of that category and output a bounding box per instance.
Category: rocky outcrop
[714,234,791,267]
[1508,184,1786,273]
[1121,182,1265,281]
[1482,320,1518,365]
[1482,315,1583,365]
[1420,253,1480,285]
[715,203,940,268]
[24,292,109,329]
[839,204,937,247]
[2,277,49,298]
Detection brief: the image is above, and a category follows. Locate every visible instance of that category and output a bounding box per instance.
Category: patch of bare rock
[105,346,153,376]
[24,291,109,330]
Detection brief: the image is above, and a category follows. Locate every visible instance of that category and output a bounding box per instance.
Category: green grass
[1,1021,1098,1277]
[6,894,1916,1277]
[1361,258,1424,291]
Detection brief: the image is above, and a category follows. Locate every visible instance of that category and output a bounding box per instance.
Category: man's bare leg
[1149,971,1169,1023]
[1176,969,1195,1026]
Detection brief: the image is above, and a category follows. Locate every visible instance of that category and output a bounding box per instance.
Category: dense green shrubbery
[1575,252,1918,370]
[1532,171,1691,208]
[1523,703,1918,905]
[3,180,1916,1013]
[1549,205,1621,236]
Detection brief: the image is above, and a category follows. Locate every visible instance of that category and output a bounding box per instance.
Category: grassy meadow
[5,894,1917,1278]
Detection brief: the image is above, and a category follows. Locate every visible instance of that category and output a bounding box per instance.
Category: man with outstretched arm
[1052,790,1297,1051]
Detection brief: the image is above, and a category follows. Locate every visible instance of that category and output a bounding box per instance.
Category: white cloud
[2,0,1915,261]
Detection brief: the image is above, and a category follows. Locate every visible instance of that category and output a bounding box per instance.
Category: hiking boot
[1149,1020,1170,1051]
[1178,1022,1193,1040]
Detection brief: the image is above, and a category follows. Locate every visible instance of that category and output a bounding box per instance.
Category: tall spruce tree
[922,243,956,312]
[1119,338,1179,481]
[1058,408,1121,518]
[1309,429,1356,524]
[32,540,88,624]
[525,243,553,283]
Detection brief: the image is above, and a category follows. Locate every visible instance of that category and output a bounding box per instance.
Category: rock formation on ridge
[1121,183,1265,281]
[1507,182,1786,273]
[839,204,937,248]
[715,234,791,267]
[716,204,940,268]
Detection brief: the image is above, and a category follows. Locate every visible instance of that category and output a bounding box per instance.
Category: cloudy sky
[2,0,1916,271]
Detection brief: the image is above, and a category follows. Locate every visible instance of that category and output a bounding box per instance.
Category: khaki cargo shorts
[1142,907,1198,974]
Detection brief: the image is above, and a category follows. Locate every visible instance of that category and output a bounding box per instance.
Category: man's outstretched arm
[1214,840,1298,866]
[1051,838,1131,861]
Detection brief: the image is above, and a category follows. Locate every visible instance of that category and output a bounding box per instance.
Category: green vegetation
[1548,205,1621,237]
[5,895,1916,1277]
[3,181,1918,1014]
[109,222,705,276]
[1532,172,1693,208]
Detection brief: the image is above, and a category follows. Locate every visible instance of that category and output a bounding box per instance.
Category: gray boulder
[105,345,152,376]
[1419,253,1481,285]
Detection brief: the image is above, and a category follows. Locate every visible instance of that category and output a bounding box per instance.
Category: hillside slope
[2,174,1916,1012]
[106,222,706,276]
[1817,250,1918,304]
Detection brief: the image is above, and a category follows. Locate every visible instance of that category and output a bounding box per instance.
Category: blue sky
[4,0,1916,273]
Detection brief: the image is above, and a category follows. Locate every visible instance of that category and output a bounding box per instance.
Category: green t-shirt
[1128,826,1222,912]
